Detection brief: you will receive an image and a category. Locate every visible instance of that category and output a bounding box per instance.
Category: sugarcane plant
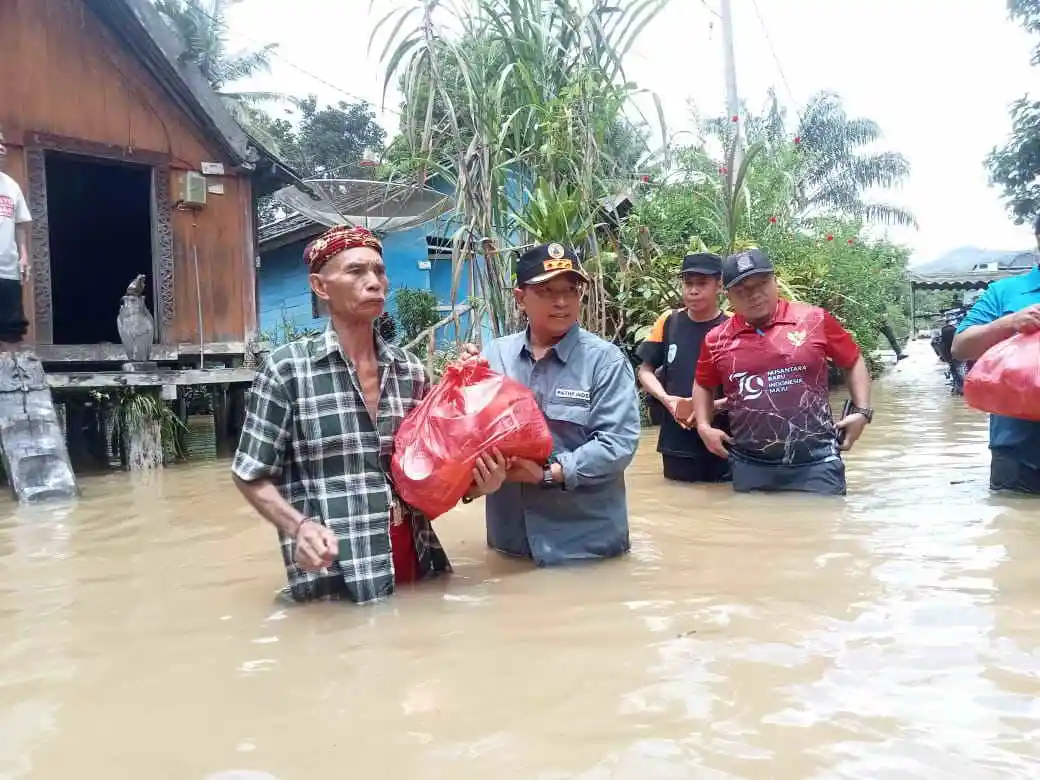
[375,0,668,342]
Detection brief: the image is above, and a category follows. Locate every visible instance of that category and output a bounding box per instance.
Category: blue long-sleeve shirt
[481,324,641,565]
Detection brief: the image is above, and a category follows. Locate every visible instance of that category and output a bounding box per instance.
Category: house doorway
[45,152,154,345]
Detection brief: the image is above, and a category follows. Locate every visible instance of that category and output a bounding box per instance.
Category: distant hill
[913,246,1034,274]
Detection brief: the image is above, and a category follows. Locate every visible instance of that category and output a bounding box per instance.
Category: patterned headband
[304,225,383,274]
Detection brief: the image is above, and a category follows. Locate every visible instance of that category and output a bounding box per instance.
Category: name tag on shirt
[555,388,591,403]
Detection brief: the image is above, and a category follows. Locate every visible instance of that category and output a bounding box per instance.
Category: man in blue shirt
[468,242,641,565]
[952,218,1040,494]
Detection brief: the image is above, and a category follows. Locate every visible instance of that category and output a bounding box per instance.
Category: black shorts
[0,278,28,343]
[662,453,731,483]
[731,457,847,496]
[991,450,1040,495]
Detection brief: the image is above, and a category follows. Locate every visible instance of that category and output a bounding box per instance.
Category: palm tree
[705,91,916,228]
[153,0,284,147]
[790,91,916,228]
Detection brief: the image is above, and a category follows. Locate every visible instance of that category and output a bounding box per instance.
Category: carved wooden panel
[152,169,175,341]
[25,142,176,346]
[25,148,53,344]
[25,133,168,166]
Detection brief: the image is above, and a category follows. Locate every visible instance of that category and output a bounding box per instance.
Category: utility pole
[720,0,743,172]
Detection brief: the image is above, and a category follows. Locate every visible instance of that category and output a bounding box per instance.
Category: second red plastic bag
[964,330,1040,421]
[391,359,554,520]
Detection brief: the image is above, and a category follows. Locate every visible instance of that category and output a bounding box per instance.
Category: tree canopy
[251,97,386,178]
[153,0,283,146]
[986,0,1040,222]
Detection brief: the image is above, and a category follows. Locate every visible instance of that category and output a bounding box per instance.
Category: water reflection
[0,341,1037,779]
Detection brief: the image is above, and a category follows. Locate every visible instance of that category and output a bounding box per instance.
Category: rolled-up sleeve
[231,358,292,482]
[957,287,1002,332]
[556,355,641,489]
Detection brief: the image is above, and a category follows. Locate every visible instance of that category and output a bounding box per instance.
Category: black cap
[516,242,589,286]
[681,252,723,277]
[722,248,774,289]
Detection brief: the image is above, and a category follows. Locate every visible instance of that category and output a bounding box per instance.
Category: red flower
[769,216,777,224]
[794,136,801,144]
[719,166,728,174]
[731,115,739,123]
[826,234,834,241]
[640,175,650,183]
[847,238,854,245]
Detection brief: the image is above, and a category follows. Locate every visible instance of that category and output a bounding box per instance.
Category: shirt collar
[731,298,796,332]
[1026,263,1040,292]
[520,322,581,363]
[313,321,392,366]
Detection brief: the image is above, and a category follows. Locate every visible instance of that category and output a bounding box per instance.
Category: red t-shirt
[695,299,861,466]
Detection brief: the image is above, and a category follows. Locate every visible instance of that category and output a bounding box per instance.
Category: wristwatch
[541,465,556,489]
[849,405,874,423]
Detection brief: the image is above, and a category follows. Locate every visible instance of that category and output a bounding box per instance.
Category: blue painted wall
[258,172,532,351]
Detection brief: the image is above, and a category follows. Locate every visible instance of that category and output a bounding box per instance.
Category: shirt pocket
[543,402,591,452]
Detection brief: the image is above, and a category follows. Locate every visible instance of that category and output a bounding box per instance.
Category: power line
[749,0,798,111]
[697,0,722,20]
[173,1,402,116]
[265,49,402,118]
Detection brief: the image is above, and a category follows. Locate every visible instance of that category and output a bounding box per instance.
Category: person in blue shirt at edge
[457,242,642,565]
[951,214,1040,495]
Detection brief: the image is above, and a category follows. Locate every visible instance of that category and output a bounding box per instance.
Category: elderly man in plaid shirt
[232,225,508,604]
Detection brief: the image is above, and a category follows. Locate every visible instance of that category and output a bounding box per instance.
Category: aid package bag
[964,330,1040,422]
[391,359,554,519]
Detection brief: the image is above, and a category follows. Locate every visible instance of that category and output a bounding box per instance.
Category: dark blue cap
[516,243,589,286]
[722,248,774,289]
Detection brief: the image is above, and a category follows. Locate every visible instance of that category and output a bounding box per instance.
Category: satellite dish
[272,178,454,235]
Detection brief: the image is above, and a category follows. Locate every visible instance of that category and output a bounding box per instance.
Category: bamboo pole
[402,304,473,353]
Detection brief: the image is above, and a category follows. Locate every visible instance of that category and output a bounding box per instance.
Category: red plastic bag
[964,330,1040,421]
[391,359,554,519]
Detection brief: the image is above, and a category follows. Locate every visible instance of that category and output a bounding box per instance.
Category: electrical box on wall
[175,170,208,207]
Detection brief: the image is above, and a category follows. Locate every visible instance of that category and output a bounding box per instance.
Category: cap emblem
[543,258,574,272]
[736,254,754,272]
[547,242,566,259]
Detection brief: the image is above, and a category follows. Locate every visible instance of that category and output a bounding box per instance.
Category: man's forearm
[844,356,871,408]
[952,321,1016,361]
[233,474,307,536]
[16,223,30,263]
[637,364,670,404]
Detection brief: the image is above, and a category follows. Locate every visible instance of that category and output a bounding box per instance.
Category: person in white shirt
[0,126,32,351]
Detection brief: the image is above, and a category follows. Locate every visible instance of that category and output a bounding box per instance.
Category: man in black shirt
[637,252,731,483]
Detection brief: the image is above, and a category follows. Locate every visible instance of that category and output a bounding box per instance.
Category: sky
[225,0,1039,265]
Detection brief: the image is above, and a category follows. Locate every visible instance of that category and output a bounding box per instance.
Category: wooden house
[0,0,302,374]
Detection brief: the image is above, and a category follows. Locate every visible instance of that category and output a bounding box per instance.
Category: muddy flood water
[1,341,1038,780]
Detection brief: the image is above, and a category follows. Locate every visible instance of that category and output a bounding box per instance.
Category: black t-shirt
[637,309,730,458]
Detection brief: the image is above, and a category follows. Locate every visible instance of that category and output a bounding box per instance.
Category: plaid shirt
[232,324,451,604]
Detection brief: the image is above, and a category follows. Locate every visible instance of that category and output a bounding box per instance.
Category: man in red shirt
[689,248,873,495]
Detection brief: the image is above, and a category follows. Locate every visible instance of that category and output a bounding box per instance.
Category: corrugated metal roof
[908,267,1033,290]
[258,212,321,247]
